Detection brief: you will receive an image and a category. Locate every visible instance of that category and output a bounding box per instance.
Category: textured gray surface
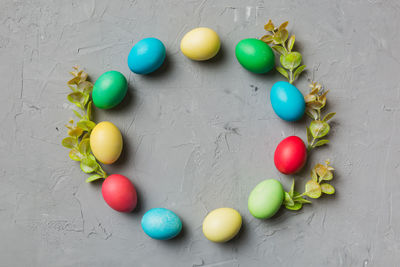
[0,0,399,266]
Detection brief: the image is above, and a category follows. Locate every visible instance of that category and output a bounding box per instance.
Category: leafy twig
[283,160,335,210]
[62,67,107,182]
[305,82,336,151]
[261,20,306,84]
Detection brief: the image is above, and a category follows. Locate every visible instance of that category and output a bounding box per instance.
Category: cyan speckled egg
[141,208,182,240]
[127,37,166,75]
[270,81,305,121]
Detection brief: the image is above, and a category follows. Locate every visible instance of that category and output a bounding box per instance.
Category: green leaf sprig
[62,67,107,183]
[261,20,306,84]
[305,82,336,150]
[283,160,335,210]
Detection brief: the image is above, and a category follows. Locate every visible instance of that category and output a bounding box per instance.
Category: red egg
[102,174,137,212]
[274,136,307,175]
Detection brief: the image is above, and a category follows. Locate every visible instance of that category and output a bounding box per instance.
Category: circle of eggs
[90,121,123,164]
[248,179,284,219]
[235,38,275,73]
[202,208,242,243]
[270,81,305,121]
[180,27,221,61]
[141,208,182,240]
[127,37,166,75]
[92,71,128,109]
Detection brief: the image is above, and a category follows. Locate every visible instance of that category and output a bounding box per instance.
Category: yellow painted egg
[90,121,123,164]
[202,207,242,243]
[180,27,220,61]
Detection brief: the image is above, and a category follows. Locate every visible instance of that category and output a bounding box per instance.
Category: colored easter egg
[127,37,166,75]
[248,179,284,219]
[270,81,305,121]
[90,121,123,164]
[180,27,220,61]
[235,38,275,73]
[92,71,128,109]
[274,136,307,174]
[102,174,137,212]
[141,208,182,240]
[202,208,242,243]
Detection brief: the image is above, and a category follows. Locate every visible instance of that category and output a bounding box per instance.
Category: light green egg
[248,179,284,219]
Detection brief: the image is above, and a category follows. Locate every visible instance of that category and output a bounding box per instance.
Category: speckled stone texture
[0,0,398,266]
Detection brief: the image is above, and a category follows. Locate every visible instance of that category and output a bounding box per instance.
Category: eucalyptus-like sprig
[61,67,107,182]
[283,160,335,210]
[261,20,306,84]
[305,82,336,150]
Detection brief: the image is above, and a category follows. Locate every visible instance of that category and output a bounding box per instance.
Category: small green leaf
[306,127,313,144]
[82,93,90,106]
[323,112,336,122]
[321,183,335,194]
[72,110,82,119]
[272,45,286,55]
[77,120,96,132]
[277,29,289,43]
[285,202,302,210]
[276,67,289,80]
[79,138,91,155]
[68,127,83,138]
[293,65,306,80]
[311,168,318,182]
[264,20,275,31]
[288,35,295,52]
[305,108,318,120]
[280,52,302,70]
[305,180,322,199]
[69,149,82,161]
[86,174,104,183]
[67,92,84,106]
[320,170,333,181]
[62,137,77,149]
[86,101,92,120]
[309,120,330,139]
[80,155,98,173]
[284,192,294,206]
[314,139,330,147]
[261,35,273,43]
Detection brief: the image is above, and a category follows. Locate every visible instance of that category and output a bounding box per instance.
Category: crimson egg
[102,174,137,212]
[274,136,307,175]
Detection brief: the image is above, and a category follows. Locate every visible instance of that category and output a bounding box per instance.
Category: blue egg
[127,38,166,75]
[270,81,305,121]
[141,208,182,240]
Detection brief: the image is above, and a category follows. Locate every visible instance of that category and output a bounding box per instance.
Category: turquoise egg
[270,81,305,121]
[141,208,182,240]
[127,38,166,75]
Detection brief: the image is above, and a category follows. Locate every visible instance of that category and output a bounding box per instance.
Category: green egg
[248,179,284,219]
[235,38,275,73]
[92,71,128,109]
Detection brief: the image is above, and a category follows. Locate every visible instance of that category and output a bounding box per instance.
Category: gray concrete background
[0,0,398,266]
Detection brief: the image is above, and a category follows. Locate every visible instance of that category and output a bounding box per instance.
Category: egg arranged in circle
[127,37,166,75]
[235,38,275,73]
[180,27,220,61]
[141,208,182,240]
[92,71,128,109]
[90,121,123,164]
[102,174,137,213]
[274,136,307,175]
[248,179,284,219]
[270,81,305,121]
[202,208,242,243]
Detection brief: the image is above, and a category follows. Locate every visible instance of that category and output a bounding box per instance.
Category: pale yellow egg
[90,121,123,164]
[180,27,220,61]
[202,207,242,243]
